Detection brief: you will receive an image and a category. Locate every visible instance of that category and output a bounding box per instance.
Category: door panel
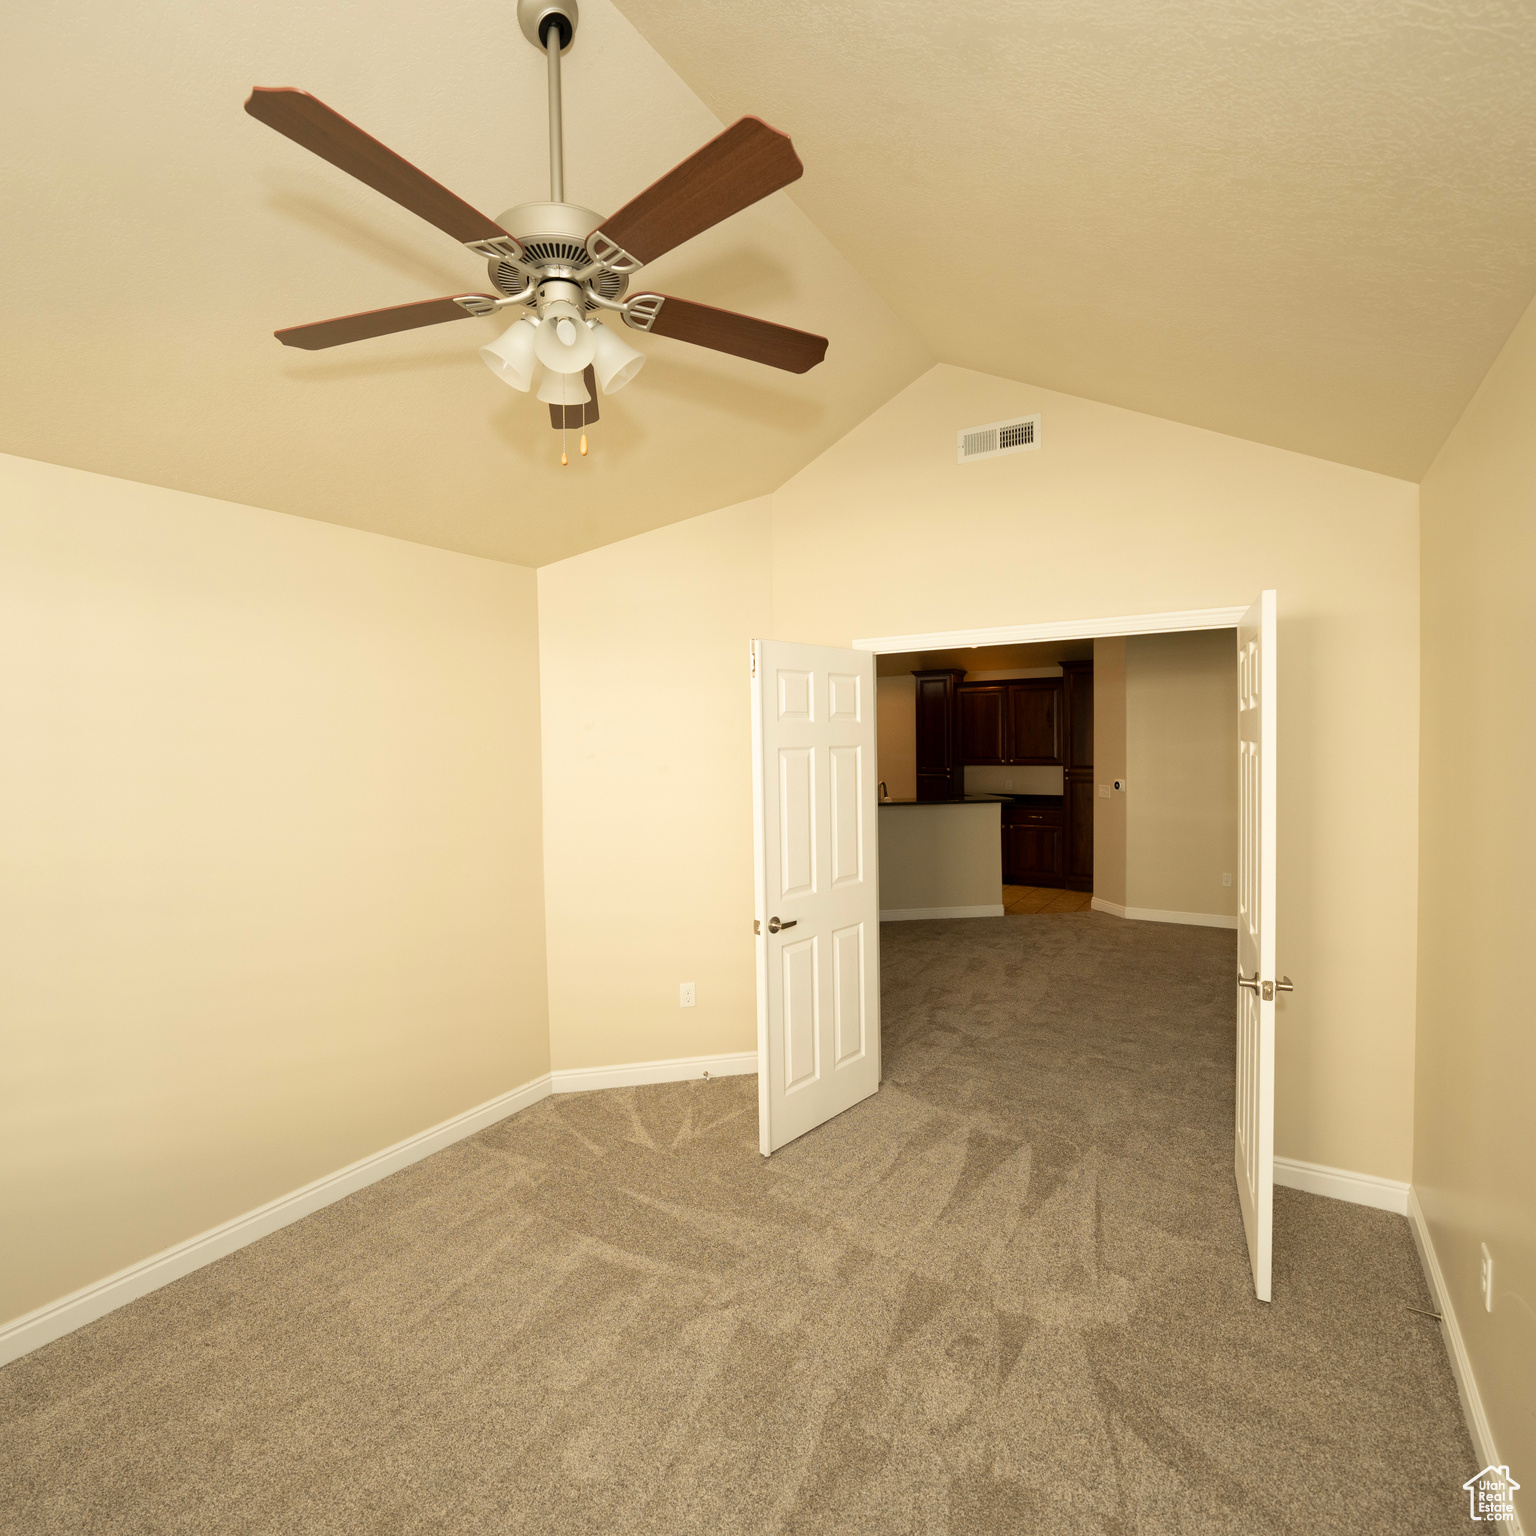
[1235,591,1277,1302]
[959,686,1008,764]
[753,641,882,1155]
[778,747,815,898]
[1008,681,1062,764]
[832,922,867,1066]
[830,746,862,885]
[1064,663,1094,769]
[782,936,819,1090]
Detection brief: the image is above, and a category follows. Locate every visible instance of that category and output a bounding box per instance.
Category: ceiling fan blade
[631,295,827,374]
[591,118,803,268]
[275,295,496,350]
[245,88,516,251]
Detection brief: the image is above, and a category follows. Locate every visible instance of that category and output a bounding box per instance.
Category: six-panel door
[754,642,882,1155]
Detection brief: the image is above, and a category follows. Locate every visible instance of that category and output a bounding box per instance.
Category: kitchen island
[877,797,1004,920]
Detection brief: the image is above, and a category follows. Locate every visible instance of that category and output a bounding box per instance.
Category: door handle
[1239,972,1295,999]
[767,916,797,934]
[1238,971,1261,993]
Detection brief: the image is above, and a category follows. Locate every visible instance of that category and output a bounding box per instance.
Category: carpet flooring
[1,915,1482,1533]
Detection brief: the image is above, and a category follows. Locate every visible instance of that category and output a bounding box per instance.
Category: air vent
[957,414,1040,463]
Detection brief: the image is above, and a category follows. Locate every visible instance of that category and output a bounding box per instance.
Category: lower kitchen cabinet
[1004,822,1062,884]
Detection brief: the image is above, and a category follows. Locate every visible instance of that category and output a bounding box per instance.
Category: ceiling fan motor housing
[488,201,630,309]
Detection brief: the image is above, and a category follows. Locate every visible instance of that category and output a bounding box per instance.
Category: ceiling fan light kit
[245,0,829,466]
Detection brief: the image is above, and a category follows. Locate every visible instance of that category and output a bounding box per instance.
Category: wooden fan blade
[593,118,802,267]
[245,88,515,249]
[635,296,827,374]
[275,295,495,350]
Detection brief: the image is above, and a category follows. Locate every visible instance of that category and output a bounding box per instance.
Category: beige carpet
[1,915,1482,1533]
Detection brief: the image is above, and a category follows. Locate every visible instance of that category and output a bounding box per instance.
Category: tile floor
[1002,883,1094,914]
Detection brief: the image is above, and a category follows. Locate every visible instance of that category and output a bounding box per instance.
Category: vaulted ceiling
[4,0,1533,565]
[615,0,1536,482]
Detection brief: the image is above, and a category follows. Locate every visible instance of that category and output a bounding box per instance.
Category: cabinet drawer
[1003,805,1063,826]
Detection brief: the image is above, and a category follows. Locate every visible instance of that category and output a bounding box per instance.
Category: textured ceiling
[614,0,1536,479]
[0,0,928,565]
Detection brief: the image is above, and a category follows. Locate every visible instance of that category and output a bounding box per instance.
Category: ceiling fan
[246,0,828,462]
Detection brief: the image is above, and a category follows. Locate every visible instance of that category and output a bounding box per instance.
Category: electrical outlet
[1099,784,1111,798]
[1004,778,1013,790]
[1481,1243,1493,1311]
[1223,873,1232,887]
[679,982,696,1008]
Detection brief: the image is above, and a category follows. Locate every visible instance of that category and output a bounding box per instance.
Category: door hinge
[754,919,761,935]
[751,645,757,677]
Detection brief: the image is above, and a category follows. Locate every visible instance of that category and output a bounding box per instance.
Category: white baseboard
[1090,896,1237,930]
[550,1050,757,1094]
[1408,1188,1524,1535]
[1273,1155,1410,1215]
[0,1071,555,1370]
[880,904,1005,921]
[0,1048,764,1370]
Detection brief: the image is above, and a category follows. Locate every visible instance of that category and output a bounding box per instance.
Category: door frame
[852,603,1250,655]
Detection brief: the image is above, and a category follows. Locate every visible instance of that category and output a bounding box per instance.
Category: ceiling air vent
[957,414,1040,464]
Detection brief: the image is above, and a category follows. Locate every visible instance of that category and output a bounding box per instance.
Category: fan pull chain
[561,411,568,467]
[580,381,589,456]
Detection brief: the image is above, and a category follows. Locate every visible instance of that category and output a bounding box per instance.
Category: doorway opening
[874,638,1097,922]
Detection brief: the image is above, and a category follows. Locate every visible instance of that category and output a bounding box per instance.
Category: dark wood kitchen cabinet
[1008,680,1062,764]
[913,668,966,800]
[958,685,1008,764]
[1062,661,1094,890]
[956,678,1064,766]
[1002,802,1064,883]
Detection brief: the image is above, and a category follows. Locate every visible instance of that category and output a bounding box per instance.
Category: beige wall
[533,362,1419,1179]
[1125,630,1239,918]
[537,499,773,1072]
[878,803,1002,913]
[1415,294,1536,1509]
[875,675,916,799]
[770,365,1419,1181]
[1093,637,1128,906]
[0,454,550,1330]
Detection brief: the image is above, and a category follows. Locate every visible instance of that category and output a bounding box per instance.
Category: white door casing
[751,640,881,1155]
[1235,590,1278,1301]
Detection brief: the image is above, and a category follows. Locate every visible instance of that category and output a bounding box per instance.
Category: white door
[1235,590,1280,1300]
[751,640,881,1155]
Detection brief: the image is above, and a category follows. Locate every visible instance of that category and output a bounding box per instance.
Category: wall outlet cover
[1223,873,1233,886]
[680,982,696,1008]
[1099,784,1111,798]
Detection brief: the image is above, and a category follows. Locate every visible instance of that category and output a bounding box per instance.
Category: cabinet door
[959,686,1008,764]
[1008,681,1062,764]
[1005,823,1063,882]
[1064,664,1094,769]
[915,675,954,776]
[1065,776,1094,882]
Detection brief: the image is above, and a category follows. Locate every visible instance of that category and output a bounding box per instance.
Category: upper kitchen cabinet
[1063,662,1094,770]
[1008,680,1063,765]
[958,686,1008,764]
[913,669,967,799]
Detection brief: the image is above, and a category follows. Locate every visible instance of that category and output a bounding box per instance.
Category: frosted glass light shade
[536,370,592,406]
[590,321,645,393]
[532,312,597,373]
[479,318,539,391]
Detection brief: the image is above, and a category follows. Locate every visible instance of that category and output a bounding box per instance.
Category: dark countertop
[878,794,1063,807]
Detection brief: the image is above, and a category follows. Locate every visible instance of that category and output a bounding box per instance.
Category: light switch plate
[1099,784,1110,798]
